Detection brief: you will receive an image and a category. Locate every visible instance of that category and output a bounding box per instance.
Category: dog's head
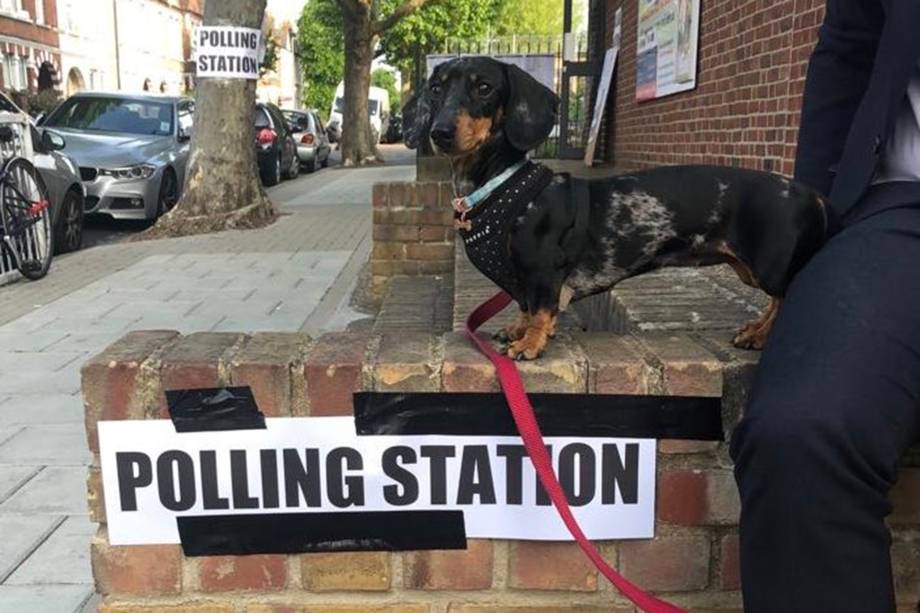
[403,57,559,158]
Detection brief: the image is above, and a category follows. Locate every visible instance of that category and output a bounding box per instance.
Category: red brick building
[0,0,60,93]
[601,0,826,177]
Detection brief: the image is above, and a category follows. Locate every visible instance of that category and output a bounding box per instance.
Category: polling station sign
[99,417,656,548]
[195,26,263,80]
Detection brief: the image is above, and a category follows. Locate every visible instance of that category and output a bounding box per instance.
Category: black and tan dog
[403,57,827,360]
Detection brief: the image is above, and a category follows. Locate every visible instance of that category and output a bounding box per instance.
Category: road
[0,145,414,613]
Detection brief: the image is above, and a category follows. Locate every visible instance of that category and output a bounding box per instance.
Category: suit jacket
[794,0,920,217]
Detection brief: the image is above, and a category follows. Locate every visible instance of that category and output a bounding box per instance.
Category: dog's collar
[452,160,527,215]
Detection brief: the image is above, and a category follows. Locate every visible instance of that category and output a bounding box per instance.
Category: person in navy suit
[731,1,920,611]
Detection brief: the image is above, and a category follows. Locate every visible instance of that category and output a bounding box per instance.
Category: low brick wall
[83,330,920,612]
[371,182,455,303]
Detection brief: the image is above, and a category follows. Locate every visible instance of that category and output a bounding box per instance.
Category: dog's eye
[477,82,493,96]
[430,84,443,97]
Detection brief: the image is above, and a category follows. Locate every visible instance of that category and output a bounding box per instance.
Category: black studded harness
[454,161,556,301]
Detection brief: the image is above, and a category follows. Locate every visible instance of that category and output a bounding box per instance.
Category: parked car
[382,112,402,144]
[41,92,193,221]
[281,109,331,172]
[255,103,299,186]
[0,91,85,254]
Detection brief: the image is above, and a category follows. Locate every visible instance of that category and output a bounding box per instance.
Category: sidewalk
[0,161,413,612]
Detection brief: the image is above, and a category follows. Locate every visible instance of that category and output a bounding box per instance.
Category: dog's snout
[430,122,455,149]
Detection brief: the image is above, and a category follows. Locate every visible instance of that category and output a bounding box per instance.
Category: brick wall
[371,182,455,303]
[83,329,920,612]
[603,0,825,176]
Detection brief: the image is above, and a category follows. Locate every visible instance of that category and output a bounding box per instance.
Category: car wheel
[286,151,300,179]
[157,169,179,218]
[267,155,282,186]
[54,189,83,254]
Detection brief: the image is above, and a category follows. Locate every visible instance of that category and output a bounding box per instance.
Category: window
[2,55,27,91]
[34,0,44,24]
[0,0,22,16]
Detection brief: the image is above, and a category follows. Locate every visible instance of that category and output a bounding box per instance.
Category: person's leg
[731,205,920,613]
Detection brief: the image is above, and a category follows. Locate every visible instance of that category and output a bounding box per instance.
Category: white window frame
[33,0,44,24]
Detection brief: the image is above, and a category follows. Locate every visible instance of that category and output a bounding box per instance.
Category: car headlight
[99,164,156,181]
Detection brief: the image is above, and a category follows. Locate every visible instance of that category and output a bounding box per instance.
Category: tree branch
[371,0,431,34]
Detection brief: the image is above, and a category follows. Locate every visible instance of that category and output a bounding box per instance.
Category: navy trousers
[731,188,920,612]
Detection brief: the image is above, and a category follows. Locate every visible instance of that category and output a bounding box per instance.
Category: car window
[44,96,174,136]
[266,105,286,134]
[254,107,271,129]
[369,100,379,116]
[333,97,344,113]
[177,101,194,133]
[283,111,311,132]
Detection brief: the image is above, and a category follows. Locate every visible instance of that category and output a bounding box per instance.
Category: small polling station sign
[195,26,264,80]
[99,417,657,550]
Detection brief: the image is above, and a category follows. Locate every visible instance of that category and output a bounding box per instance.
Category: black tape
[353,392,723,441]
[176,510,466,556]
[165,387,266,433]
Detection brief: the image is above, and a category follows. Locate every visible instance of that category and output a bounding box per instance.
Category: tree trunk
[146,0,275,239]
[340,6,380,167]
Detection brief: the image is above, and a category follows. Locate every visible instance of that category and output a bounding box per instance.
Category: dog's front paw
[506,334,548,361]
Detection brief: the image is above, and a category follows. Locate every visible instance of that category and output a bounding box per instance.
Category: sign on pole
[195,26,264,80]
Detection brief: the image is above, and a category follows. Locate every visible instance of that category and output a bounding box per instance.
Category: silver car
[281,109,331,172]
[0,91,86,254]
[41,92,194,221]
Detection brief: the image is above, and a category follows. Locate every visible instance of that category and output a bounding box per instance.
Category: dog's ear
[402,83,432,150]
[503,63,559,152]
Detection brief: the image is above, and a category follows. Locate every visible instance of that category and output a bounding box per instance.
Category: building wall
[114,0,197,94]
[0,0,60,92]
[57,0,118,94]
[603,0,825,177]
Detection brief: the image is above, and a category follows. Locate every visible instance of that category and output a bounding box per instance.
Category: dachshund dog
[403,57,827,360]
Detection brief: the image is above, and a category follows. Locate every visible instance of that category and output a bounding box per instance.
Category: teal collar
[453,160,527,214]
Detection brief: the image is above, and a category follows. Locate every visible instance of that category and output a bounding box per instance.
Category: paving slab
[0,367,81,396]
[0,584,91,613]
[0,427,21,447]
[0,514,63,580]
[0,465,39,502]
[5,516,95,585]
[0,466,88,515]
[0,425,90,466]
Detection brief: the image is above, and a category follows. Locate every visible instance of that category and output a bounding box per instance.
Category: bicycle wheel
[0,157,53,280]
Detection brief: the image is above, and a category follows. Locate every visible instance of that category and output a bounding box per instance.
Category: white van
[328,82,390,144]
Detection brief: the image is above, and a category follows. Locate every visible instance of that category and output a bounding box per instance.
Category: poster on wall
[636,0,700,101]
[99,416,657,547]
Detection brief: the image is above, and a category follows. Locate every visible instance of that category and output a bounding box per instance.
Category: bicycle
[0,125,53,280]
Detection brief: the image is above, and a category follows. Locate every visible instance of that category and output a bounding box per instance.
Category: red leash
[466,291,687,613]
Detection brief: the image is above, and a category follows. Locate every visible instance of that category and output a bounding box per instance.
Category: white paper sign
[195,26,263,80]
[99,417,656,546]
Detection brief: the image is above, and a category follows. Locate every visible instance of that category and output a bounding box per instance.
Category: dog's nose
[430,122,455,149]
